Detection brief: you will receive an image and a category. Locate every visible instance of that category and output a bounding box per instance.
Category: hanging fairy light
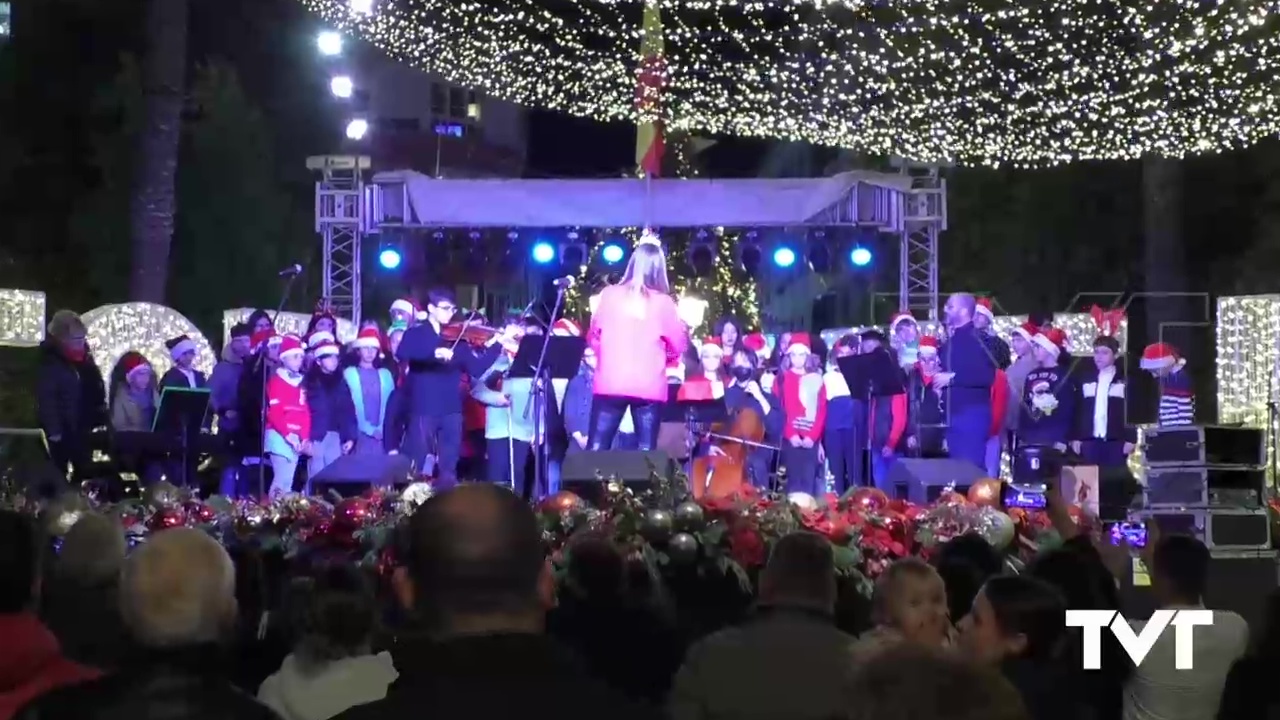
[295,0,1280,166]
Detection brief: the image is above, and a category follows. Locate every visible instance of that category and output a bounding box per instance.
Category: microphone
[551,275,576,289]
[278,263,303,277]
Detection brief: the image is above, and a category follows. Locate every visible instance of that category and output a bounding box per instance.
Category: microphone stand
[258,271,301,497]
[522,285,567,500]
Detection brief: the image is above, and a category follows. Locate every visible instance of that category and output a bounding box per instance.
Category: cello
[688,400,772,499]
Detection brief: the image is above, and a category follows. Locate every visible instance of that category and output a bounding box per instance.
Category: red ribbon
[1089,305,1125,337]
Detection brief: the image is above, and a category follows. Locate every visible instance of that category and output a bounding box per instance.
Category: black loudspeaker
[311,454,415,497]
[887,458,987,504]
[561,450,675,505]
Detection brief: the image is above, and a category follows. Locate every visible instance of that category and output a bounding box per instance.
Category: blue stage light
[773,246,797,268]
[378,248,402,270]
[600,243,625,264]
[850,247,873,267]
[531,242,556,264]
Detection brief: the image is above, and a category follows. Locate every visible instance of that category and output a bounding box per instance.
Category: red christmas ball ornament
[880,510,908,541]
[333,497,373,530]
[147,506,187,532]
[967,478,1003,508]
[184,502,218,525]
[538,491,584,514]
[850,487,890,512]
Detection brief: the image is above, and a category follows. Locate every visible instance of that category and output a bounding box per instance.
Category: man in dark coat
[36,310,107,484]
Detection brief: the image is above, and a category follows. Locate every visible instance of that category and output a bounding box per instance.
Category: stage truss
[309,155,369,326]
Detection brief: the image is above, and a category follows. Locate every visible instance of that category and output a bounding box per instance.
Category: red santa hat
[551,318,581,336]
[278,334,305,360]
[1011,322,1037,344]
[889,311,916,333]
[306,330,335,349]
[390,298,427,321]
[121,352,152,381]
[1031,328,1067,358]
[699,337,724,356]
[312,340,341,359]
[975,297,995,321]
[786,332,812,355]
[250,329,280,353]
[1140,342,1181,370]
[742,333,767,353]
[166,335,197,362]
[917,335,940,357]
[352,327,383,350]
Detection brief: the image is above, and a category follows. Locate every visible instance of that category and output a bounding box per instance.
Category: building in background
[1,2,11,40]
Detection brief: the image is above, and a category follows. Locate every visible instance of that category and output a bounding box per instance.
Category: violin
[440,322,504,347]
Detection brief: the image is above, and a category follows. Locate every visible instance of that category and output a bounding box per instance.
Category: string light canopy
[298,0,1280,166]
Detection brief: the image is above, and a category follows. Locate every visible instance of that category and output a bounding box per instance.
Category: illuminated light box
[223,309,357,345]
[82,303,217,392]
[1216,295,1280,477]
[0,289,46,347]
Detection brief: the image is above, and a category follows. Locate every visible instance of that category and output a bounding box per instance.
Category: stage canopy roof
[368,170,911,230]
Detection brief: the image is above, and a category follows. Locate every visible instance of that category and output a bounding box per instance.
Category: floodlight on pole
[345,118,369,140]
[316,31,343,56]
[330,75,354,98]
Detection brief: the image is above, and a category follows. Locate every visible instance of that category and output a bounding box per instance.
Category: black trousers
[406,413,463,483]
[823,425,864,494]
[587,395,660,451]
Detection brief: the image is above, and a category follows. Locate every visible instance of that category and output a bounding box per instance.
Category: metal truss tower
[897,162,947,319]
[309,155,370,326]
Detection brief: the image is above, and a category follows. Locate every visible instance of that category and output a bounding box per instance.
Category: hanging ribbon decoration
[1089,305,1125,337]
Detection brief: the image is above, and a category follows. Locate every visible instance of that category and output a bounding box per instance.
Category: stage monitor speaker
[311,454,415,497]
[561,450,674,505]
[888,458,987,504]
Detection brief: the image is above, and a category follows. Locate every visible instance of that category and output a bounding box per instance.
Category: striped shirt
[1157,366,1194,426]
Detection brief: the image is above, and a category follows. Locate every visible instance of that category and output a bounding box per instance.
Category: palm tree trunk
[129,0,188,303]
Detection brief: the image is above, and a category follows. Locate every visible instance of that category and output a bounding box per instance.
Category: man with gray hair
[669,532,855,720]
[15,528,279,720]
[935,293,997,469]
[42,513,132,669]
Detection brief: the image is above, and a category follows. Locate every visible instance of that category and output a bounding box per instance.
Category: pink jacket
[588,284,687,402]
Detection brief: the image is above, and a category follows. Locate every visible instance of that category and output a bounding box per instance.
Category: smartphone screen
[1107,521,1148,548]
[1002,482,1047,509]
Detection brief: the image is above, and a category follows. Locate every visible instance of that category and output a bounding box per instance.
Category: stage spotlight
[807,234,832,273]
[345,118,368,140]
[600,243,625,264]
[773,246,797,268]
[687,233,715,277]
[330,75,354,98]
[851,246,873,267]
[531,242,556,264]
[560,242,587,267]
[378,248,402,270]
[317,31,343,56]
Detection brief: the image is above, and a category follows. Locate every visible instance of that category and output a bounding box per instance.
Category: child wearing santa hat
[904,336,946,457]
[1141,342,1194,426]
[1017,328,1076,449]
[110,353,158,433]
[776,332,827,495]
[159,335,207,390]
[264,335,311,496]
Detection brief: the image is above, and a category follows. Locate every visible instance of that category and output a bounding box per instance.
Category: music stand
[153,387,211,488]
[838,350,906,486]
[511,335,584,499]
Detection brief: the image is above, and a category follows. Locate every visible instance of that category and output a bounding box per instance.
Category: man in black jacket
[36,310,107,484]
[395,288,515,485]
[334,484,658,720]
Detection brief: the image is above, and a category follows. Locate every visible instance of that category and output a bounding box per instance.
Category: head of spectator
[958,575,1068,665]
[840,645,1029,720]
[290,563,379,669]
[759,531,837,614]
[871,557,950,647]
[1150,534,1210,608]
[565,534,625,603]
[56,513,127,588]
[394,484,553,638]
[119,528,237,649]
[933,532,1004,622]
[0,510,40,616]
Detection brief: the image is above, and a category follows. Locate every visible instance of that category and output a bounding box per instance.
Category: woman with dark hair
[712,316,743,358]
[932,532,1004,623]
[258,564,397,720]
[1217,589,1280,719]
[586,234,687,451]
[246,309,275,336]
[957,575,1088,720]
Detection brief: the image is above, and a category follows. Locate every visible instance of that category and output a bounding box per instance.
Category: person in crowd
[36,309,107,483]
[1124,531,1248,720]
[889,312,921,370]
[742,332,772,387]
[679,338,727,399]
[986,363,1009,477]
[387,298,422,331]
[564,346,636,451]
[840,645,1031,720]
[936,294,997,469]
[541,318,582,493]
[547,535,683,705]
[265,335,310,497]
[851,557,950,665]
[257,564,397,720]
[470,313,537,497]
[1216,589,1280,720]
[1019,328,1075,450]
[235,330,282,491]
[823,335,863,493]
[332,484,656,720]
[586,235,687,451]
[247,310,275,337]
[1071,334,1136,468]
[1139,342,1195,426]
[305,303,338,339]
[712,316,742,359]
[718,348,781,488]
[932,532,1004,624]
[776,333,826,496]
[304,340,356,484]
[670,532,854,720]
[385,328,405,380]
[304,330,335,374]
[159,335,207,390]
[0,511,100,720]
[958,576,1087,720]
[109,353,157,432]
[14,528,278,720]
[40,513,131,671]
[211,323,251,435]
[343,329,394,456]
[859,330,907,492]
[904,335,946,458]
[396,288,514,485]
[974,297,1012,370]
[1005,323,1039,447]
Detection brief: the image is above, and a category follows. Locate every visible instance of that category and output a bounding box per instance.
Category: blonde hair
[620,242,670,295]
[57,513,126,586]
[871,557,943,626]
[119,528,236,647]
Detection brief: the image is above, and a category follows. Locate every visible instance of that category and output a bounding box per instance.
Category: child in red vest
[265,335,310,497]
[775,332,827,496]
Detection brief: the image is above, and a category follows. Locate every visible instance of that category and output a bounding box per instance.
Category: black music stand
[511,335,584,500]
[838,349,906,486]
[153,387,211,488]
